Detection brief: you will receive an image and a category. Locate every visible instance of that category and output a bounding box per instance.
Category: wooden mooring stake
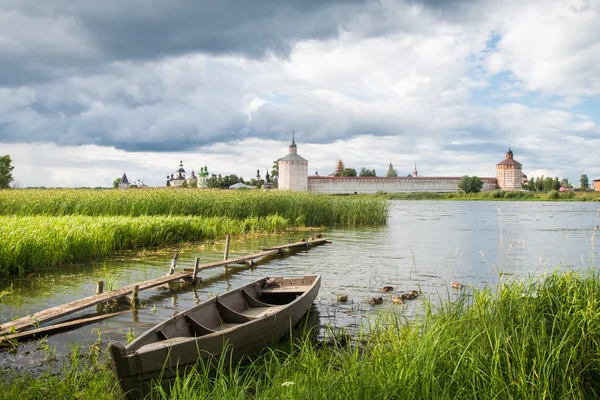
[223,234,231,260]
[167,253,179,276]
[131,285,139,309]
[96,280,104,295]
[192,257,200,284]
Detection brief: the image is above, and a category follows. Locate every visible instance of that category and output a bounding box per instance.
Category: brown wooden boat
[109,275,321,399]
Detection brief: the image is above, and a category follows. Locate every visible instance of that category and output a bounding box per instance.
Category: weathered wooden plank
[0,272,189,334]
[263,238,331,251]
[0,310,131,344]
[183,249,280,272]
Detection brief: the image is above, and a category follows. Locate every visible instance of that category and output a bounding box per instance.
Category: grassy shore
[378,190,600,201]
[3,269,599,399]
[0,189,389,276]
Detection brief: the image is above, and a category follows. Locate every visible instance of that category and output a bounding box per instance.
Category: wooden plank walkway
[263,238,331,251]
[0,237,330,336]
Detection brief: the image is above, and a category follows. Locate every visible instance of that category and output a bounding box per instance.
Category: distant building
[496,146,523,191]
[334,159,344,175]
[197,165,209,188]
[275,138,529,194]
[593,179,600,192]
[167,161,187,187]
[277,134,308,191]
[118,172,131,189]
[386,161,398,177]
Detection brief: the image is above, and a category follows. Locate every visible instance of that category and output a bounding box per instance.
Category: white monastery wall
[308,177,498,194]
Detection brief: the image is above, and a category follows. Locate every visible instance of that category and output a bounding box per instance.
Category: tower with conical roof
[386,161,398,177]
[496,144,522,191]
[118,172,131,189]
[277,132,308,191]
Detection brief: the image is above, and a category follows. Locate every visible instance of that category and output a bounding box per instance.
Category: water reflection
[1,201,598,369]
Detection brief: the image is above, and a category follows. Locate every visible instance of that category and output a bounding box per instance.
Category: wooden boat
[109,275,321,399]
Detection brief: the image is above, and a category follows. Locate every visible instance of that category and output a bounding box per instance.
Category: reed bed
[3,269,598,399]
[0,189,389,226]
[0,215,290,276]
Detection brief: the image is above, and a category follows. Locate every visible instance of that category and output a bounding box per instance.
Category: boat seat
[213,323,242,331]
[260,285,311,294]
[241,305,284,318]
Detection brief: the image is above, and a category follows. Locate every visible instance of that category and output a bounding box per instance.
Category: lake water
[1,200,599,370]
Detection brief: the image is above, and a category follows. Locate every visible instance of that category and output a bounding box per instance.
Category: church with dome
[166,161,209,188]
[277,136,523,193]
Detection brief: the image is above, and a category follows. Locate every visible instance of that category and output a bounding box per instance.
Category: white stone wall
[278,160,309,190]
[496,166,522,191]
[308,177,498,194]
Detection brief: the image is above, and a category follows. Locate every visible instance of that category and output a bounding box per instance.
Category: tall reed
[0,214,290,276]
[0,189,390,226]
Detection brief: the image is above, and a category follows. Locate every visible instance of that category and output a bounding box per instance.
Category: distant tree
[180,180,188,188]
[0,155,15,189]
[580,174,590,191]
[359,167,376,177]
[339,168,357,177]
[458,176,483,193]
[385,168,398,177]
[113,177,122,189]
[552,177,561,191]
[407,174,413,177]
[271,160,279,188]
[188,180,198,188]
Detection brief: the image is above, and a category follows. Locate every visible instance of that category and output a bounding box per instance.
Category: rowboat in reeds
[109,275,321,399]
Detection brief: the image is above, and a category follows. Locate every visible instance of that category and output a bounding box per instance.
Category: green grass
[0,189,389,276]
[3,269,599,399]
[0,189,390,226]
[0,214,290,276]
[378,190,600,201]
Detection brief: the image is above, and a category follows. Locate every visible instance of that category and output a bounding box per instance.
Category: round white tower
[277,134,308,191]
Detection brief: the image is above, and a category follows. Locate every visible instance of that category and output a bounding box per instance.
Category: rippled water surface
[1,200,599,369]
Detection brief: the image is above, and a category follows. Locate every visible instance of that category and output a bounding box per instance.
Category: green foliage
[359,167,376,177]
[336,168,357,177]
[0,154,15,189]
[207,174,244,189]
[547,190,559,200]
[580,174,590,191]
[458,175,483,193]
[112,177,121,189]
[180,180,188,188]
[385,168,398,177]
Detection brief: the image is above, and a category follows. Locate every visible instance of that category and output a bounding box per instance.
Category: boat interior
[129,276,318,350]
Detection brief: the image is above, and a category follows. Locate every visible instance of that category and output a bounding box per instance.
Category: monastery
[277,137,523,193]
[166,161,209,188]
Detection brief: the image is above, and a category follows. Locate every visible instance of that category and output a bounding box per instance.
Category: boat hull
[109,275,320,399]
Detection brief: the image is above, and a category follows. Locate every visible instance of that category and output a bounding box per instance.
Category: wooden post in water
[131,285,139,309]
[305,238,310,250]
[167,253,179,276]
[223,234,231,260]
[192,258,200,284]
[96,280,104,295]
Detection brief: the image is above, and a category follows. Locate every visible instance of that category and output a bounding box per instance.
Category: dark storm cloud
[0,0,370,86]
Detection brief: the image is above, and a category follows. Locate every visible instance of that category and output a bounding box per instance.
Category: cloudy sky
[1,0,599,187]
